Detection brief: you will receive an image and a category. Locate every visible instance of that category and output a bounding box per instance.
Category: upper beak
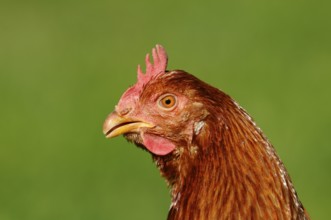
[103,111,154,138]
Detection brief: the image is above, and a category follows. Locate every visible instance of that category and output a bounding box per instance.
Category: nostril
[119,108,132,116]
[115,105,133,116]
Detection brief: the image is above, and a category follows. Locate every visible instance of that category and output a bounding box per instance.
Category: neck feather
[154,101,307,220]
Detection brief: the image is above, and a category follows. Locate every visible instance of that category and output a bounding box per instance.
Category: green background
[1,0,330,219]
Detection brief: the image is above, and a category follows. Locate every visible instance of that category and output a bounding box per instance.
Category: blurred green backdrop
[0,0,330,219]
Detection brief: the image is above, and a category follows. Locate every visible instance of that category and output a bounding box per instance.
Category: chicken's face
[103,71,210,156]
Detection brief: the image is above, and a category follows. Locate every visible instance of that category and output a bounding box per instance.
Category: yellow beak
[103,111,154,138]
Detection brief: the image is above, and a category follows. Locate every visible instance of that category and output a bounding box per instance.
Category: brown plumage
[103,45,310,219]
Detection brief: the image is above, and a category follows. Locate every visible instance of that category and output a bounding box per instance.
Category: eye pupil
[165,99,171,105]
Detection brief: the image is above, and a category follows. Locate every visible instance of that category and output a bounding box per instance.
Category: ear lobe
[142,133,176,156]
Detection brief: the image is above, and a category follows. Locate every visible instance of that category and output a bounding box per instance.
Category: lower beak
[103,111,154,138]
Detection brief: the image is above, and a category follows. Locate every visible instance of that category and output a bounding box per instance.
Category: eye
[158,94,177,110]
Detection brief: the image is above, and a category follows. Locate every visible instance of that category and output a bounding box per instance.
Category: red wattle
[142,133,176,156]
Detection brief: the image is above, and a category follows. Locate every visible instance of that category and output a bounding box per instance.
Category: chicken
[103,45,310,220]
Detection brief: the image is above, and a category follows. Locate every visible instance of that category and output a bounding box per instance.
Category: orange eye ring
[158,94,177,110]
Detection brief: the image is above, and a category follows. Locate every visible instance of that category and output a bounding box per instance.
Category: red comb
[116,45,168,111]
[137,44,168,85]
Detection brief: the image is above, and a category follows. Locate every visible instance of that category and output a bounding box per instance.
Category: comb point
[134,45,168,89]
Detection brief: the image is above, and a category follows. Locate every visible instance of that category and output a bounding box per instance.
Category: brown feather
[139,71,310,220]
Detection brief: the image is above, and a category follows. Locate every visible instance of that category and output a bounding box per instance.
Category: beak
[103,111,154,139]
